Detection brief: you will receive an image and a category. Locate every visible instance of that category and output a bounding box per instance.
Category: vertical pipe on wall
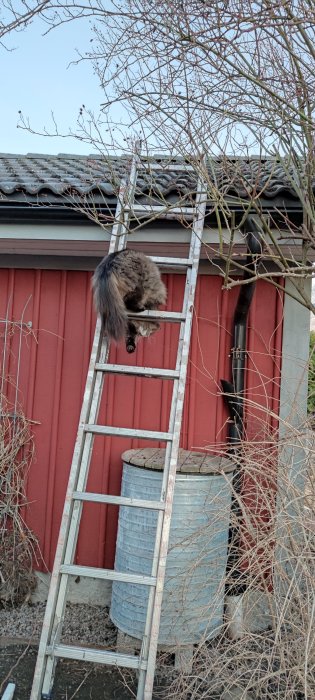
[221,216,264,637]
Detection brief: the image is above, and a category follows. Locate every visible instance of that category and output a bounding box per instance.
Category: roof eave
[0,194,307,226]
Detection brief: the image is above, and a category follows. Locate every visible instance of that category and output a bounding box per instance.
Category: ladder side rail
[31,169,136,700]
[143,178,207,699]
[53,164,138,546]
[138,179,207,698]
[108,145,140,255]
[137,377,183,699]
[155,177,206,511]
[42,149,140,693]
[31,316,110,699]
[136,385,180,698]
[40,194,136,696]
[137,303,188,698]
[53,155,140,579]
[40,339,113,696]
[108,178,129,255]
[118,148,140,251]
[41,153,140,694]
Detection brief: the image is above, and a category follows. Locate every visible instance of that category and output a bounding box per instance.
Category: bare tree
[1,5,314,698]
[75,0,315,311]
[2,0,315,311]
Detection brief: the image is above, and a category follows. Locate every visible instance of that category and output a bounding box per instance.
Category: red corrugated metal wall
[0,269,283,571]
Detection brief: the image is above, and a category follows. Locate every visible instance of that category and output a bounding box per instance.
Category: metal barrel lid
[121,448,235,474]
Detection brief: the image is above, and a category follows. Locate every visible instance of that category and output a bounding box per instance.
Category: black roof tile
[0,153,311,203]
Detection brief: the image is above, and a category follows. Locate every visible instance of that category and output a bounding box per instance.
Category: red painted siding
[0,269,283,570]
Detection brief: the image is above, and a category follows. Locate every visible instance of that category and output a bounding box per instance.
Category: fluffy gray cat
[92,249,167,353]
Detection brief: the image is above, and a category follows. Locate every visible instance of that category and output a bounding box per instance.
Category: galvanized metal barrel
[110,448,235,646]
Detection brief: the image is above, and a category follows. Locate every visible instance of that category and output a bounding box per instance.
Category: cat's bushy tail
[92,267,127,341]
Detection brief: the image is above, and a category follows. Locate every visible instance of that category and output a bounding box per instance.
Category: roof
[0,152,310,202]
[0,153,312,264]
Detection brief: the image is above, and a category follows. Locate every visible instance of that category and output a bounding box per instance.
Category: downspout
[221,215,264,638]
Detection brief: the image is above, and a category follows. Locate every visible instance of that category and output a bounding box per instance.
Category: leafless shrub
[0,394,39,606]
[151,413,314,700]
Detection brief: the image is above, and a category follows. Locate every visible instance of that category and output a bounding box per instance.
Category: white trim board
[276,277,311,592]
[0,223,298,247]
[0,223,240,244]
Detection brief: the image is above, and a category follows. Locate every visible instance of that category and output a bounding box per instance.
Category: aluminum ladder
[30,152,207,700]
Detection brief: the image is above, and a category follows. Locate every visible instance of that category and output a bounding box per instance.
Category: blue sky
[0,17,109,155]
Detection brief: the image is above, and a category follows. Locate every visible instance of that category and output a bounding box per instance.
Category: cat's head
[126,320,160,353]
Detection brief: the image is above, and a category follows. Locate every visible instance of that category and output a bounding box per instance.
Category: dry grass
[0,394,39,606]
[159,419,315,700]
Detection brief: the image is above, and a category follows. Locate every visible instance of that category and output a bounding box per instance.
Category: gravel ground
[0,604,174,699]
[0,602,117,647]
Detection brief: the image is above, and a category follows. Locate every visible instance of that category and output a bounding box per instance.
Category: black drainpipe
[221,216,263,596]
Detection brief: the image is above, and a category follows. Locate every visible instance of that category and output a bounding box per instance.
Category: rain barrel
[110,448,235,646]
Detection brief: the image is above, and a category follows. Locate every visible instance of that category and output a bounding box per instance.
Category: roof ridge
[0,152,288,161]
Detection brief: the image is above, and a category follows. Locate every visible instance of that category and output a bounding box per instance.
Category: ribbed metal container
[110,449,234,646]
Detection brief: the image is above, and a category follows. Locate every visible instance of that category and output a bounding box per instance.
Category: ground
[1,599,311,699]
[0,603,170,699]
[1,642,136,699]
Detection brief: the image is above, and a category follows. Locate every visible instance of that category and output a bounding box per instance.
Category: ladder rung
[94,363,180,379]
[150,256,192,267]
[130,204,195,215]
[84,425,172,441]
[73,491,166,510]
[60,564,156,586]
[46,644,146,670]
[138,162,195,172]
[127,309,185,322]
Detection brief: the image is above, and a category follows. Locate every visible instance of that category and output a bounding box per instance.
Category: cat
[92,249,167,353]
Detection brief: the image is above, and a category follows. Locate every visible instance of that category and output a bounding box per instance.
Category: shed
[0,153,311,611]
